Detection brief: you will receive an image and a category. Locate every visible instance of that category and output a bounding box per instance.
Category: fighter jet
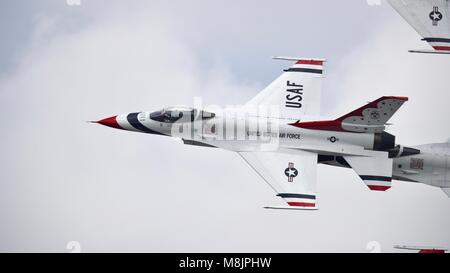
[94,57,450,210]
[388,0,450,54]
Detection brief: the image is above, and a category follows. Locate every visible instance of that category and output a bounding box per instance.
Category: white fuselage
[99,109,450,190]
[124,111,379,155]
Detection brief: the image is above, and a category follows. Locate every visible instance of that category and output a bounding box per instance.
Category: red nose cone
[96,116,121,129]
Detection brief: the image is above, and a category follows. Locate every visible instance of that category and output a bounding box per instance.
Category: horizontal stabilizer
[344,155,393,191]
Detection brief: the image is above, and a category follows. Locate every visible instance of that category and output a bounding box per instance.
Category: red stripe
[367,185,391,191]
[387,96,408,101]
[288,202,316,207]
[419,249,446,254]
[433,46,450,51]
[289,120,344,132]
[295,60,323,66]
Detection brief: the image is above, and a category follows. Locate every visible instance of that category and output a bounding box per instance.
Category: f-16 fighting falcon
[388,0,450,54]
[93,57,450,210]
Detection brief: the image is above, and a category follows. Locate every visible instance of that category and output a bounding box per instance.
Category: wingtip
[272,56,326,62]
[264,206,318,211]
[409,49,450,55]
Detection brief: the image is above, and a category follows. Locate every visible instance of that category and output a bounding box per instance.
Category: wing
[245,57,324,120]
[239,149,318,210]
[343,154,393,191]
[388,0,450,53]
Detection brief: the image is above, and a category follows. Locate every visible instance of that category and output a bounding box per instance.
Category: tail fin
[388,0,450,54]
[290,96,408,133]
[245,57,325,120]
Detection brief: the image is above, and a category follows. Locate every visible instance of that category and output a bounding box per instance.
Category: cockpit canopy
[150,106,215,123]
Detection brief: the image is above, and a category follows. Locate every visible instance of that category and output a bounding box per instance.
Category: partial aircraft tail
[245,57,325,120]
[288,96,410,192]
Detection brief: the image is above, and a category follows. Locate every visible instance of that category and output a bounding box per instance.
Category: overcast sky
[0,0,449,253]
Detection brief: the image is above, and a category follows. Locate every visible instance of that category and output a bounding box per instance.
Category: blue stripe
[277,193,316,200]
[284,68,323,74]
[422,37,450,43]
[359,175,391,182]
[127,113,165,135]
